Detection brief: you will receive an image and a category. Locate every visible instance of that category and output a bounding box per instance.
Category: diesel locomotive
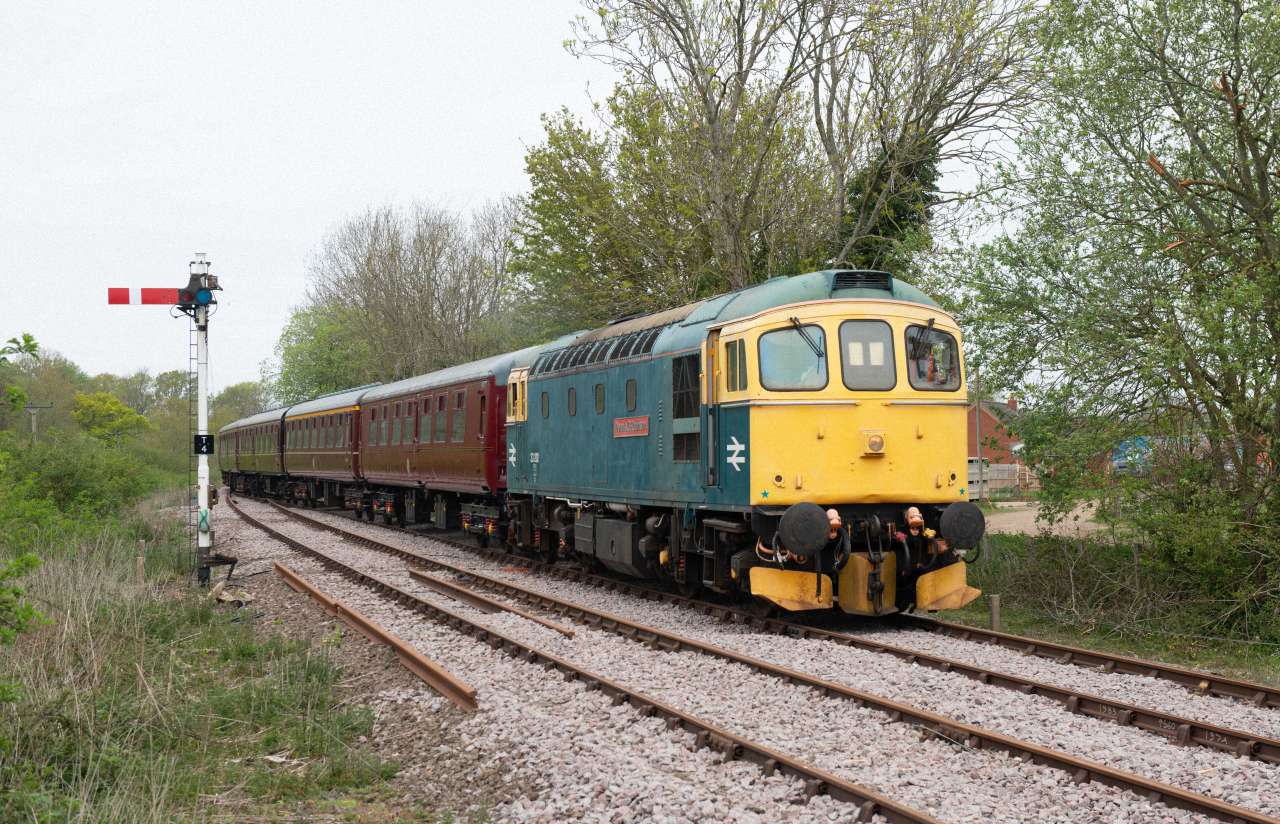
[218,269,984,615]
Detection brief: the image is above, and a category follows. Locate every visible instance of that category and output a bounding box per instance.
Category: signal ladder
[186,317,199,577]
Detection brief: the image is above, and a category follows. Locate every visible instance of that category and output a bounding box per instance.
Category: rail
[265,498,1280,767]
[228,496,945,824]
[273,561,478,712]
[241,498,1278,824]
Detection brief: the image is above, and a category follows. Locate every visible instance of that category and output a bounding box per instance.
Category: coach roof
[285,384,378,418]
[359,343,547,404]
[218,406,289,434]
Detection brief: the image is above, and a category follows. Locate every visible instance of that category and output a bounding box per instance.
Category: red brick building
[969,397,1022,464]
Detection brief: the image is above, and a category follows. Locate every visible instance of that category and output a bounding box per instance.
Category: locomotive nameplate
[612,416,650,438]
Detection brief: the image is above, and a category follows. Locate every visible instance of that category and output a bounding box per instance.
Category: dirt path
[984,501,1106,537]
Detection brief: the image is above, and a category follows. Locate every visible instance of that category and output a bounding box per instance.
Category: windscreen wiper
[910,317,937,361]
[789,316,823,359]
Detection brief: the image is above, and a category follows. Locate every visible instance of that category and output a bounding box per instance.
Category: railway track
[274,561,479,712]
[228,496,944,823]
[232,495,1279,824]
[264,498,1280,767]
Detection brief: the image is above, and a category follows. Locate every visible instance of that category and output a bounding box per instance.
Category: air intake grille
[832,270,892,291]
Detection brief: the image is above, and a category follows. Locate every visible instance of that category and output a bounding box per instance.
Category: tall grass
[0,505,394,822]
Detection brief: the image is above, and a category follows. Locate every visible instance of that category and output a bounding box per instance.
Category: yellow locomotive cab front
[714,297,984,616]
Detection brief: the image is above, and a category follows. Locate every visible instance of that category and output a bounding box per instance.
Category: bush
[0,430,175,554]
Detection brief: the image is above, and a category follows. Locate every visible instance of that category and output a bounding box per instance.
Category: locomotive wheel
[745,596,778,620]
[677,579,702,598]
[537,530,558,564]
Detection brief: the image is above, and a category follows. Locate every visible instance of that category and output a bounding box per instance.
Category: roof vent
[832,270,893,292]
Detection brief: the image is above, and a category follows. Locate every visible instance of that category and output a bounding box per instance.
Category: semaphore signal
[108,253,230,585]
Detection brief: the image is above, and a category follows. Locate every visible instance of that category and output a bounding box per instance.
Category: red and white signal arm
[107,287,180,305]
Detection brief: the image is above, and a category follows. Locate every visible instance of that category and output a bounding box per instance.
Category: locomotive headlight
[864,432,885,455]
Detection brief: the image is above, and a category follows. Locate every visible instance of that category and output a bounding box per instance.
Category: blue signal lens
[195,288,213,305]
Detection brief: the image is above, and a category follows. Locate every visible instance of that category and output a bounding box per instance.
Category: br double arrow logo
[726,436,747,471]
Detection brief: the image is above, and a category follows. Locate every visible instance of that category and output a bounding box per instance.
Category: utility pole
[974,362,984,503]
[24,402,52,443]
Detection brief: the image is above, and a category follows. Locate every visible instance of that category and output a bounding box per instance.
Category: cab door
[702,330,720,489]
[505,368,530,486]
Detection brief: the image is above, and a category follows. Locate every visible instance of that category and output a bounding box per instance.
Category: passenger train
[218,269,985,615]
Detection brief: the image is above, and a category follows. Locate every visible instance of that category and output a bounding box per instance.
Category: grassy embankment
[0,432,402,822]
[954,530,1280,685]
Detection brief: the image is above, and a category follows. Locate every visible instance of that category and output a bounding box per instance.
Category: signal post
[109,254,232,585]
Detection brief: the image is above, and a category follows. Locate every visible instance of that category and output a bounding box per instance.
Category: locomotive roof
[534,269,941,365]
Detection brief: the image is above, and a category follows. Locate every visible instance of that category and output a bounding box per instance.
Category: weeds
[0,506,395,822]
[963,531,1280,682]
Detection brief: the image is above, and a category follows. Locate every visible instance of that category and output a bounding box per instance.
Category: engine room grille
[832,270,893,291]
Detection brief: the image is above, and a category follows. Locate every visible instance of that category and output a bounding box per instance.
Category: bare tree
[305,199,519,382]
[567,0,1037,279]
[813,0,1039,265]
[571,0,830,287]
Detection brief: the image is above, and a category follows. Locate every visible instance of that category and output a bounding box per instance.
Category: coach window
[904,324,961,391]
[380,407,388,445]
[420,402,432,444]
[758,323,828,391]
[594,383,605,414]
[451,392,466,442]
[625,378,637,412]
[541,391,549,419]
[567,387,577,417]
[435,396,447,442]
[392,404,402,445]
[478,395,487,438]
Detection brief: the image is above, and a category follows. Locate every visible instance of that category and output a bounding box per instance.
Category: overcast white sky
[0,1,615,393]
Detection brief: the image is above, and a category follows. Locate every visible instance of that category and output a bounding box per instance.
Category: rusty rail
[407,567,574,638]
[264,498,1280,768]
[229,497,943,824]
[900,614,1280,710]
[273,561,478,712]
[243,498,1278,824]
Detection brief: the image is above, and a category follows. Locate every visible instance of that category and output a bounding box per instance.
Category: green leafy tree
[963,0,1280,636]
[0,334,37,365]
[211,381,268,432]
[0,334,38,414]
[268,304,375,405]
[515,86,827,341]
[70,392,152,444]
[839,139,942,273]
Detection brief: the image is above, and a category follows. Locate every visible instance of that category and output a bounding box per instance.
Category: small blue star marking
[760,490,769,499]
